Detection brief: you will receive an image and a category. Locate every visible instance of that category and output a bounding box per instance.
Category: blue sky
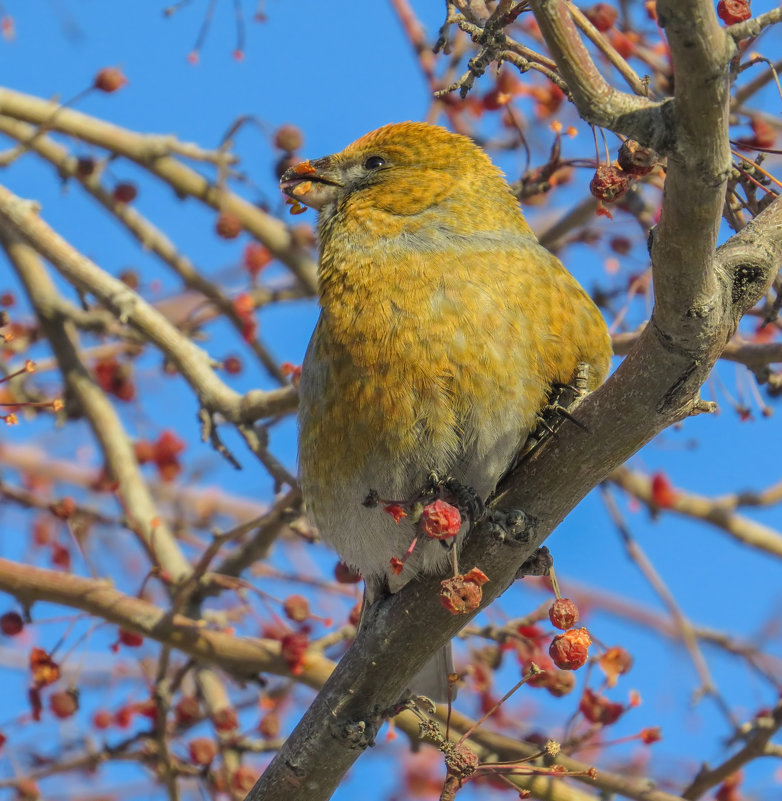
[0,2,781,800]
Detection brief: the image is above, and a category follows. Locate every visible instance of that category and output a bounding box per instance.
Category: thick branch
[247,202,782,801]
[651,0,734,341]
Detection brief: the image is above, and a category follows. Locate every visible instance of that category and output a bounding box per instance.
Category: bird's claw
[484,507,533,544]
[515,546,553,579]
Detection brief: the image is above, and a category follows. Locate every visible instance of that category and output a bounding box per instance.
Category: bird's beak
[280,156,341,211]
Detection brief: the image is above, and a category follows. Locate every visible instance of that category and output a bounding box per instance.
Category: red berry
[651,471,676,508]
[243,243,273,276]
[118,628,143,648]
[0,611,24,636]
[273,124,304,153]
[114,705,134,728]
[579,688,624,724]
[93,709,112,729]
[174,695,200,726]
[717,0,751,26]
[94,67,128,93]
[610,236,632,255]
[216,211,242,239]
[590,165,630,203]
[0,292,15,307]
[188,737,218,765]
[420,499,461,540]
[640,726,662,744]
[231,765,257,794]
[49,689,79,719]
[280,631,309,675]
[51,497,76,520]
[549,598,579,630]
[119,269,139,289]
[213,706,239,733]
[112,182,138,203]
[549,627,592,670]
[223,355,242,374]
[258,712,280,738]
[584,3,618,32]
[75,157,96,177]
[50,543,71,570]
[282,595,310,623]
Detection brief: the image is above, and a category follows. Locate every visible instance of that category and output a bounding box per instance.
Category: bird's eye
[363,156,386,170]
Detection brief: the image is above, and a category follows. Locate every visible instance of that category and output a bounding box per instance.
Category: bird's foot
[330,709,382,750]
[484,507,533,545]
[515,545,553,579]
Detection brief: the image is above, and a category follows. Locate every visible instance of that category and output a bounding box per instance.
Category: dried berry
[579,687,624,724]
[75,157,96,177]
[0,611,24,636]
[717,0,751,25]
[94,67,128,93]
[440,567,489,614]
[213,706,239,733]
[49,689,79,719]
[274,124,304,153]
[243,243,273,276]
[188,737,218,765]
[584,3,618,32]
[112,182,138,203]
[175,695,200,726]
[258,712,280,738]
[216,211,243,239]
[280,631,308,674]
[548,598,579,630]
[617,139,657,176]
[598,645,633,685]
[231,765,257,795]
[590,165,630,203]
[549,627,591,670]
[223,355,242,375]
[651,471,676,508]
[30,647,60,688]
[282,595,310,623]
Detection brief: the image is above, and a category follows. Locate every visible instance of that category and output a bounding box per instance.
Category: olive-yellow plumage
[281,122,611,699]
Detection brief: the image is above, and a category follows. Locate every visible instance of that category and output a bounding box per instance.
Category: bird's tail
[363,576,457,704]
[408,642,455,704]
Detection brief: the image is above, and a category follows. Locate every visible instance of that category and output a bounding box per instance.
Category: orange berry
[549,627,591,670]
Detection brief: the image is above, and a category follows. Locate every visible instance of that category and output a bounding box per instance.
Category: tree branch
[529,0,673,152]
[0,88,318,292]
[0,183,290,429]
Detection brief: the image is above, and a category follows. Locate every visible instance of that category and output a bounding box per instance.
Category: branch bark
[245,2,782,793]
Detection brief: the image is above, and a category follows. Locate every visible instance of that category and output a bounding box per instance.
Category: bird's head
[280,122,523,227]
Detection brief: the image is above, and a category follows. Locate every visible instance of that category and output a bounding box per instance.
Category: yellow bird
[281,122,611,700]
